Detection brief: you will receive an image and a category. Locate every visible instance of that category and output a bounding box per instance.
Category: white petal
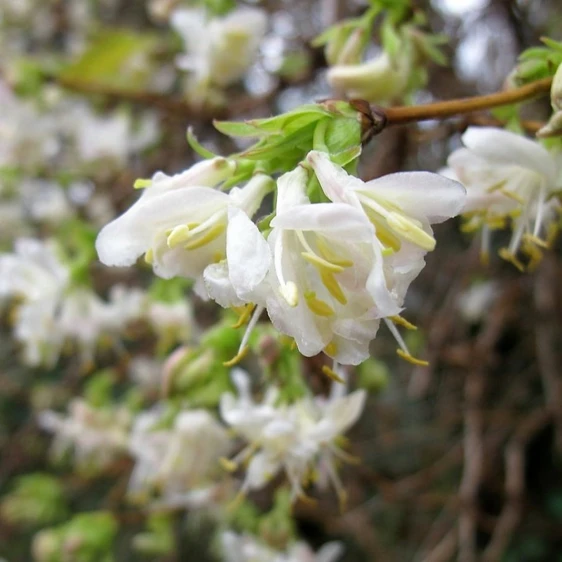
[271,203,374,241]
[306,150,364,205]
[96,187,228,267]
[204,261,245,308]
[226,207,271,297]
[275,166,310,213]
[245,451,281,490]
[462,127,557,181]
[363,172,466,223]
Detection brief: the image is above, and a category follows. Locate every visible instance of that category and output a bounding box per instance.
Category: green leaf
[59,29,157,89]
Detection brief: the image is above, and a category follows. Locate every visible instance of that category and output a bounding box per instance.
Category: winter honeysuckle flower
[0,238,68,302]
[444,127,562,269]
[171,6,267,104]
[96,156,273,282]
[220,368,366,502]
[327,51,413,104]
[38,400,131,471]
[256,165,387,365]
[221,531,343,562]
[128,407,231,505]
[306,150,465,361]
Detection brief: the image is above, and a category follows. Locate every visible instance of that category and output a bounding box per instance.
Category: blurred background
[1,0,562,560]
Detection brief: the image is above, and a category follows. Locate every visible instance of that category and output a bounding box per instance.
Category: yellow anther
[386,212,436,251]
[301,251,344,273]
[367,213,402,252]
[223,345,249,367]
[485,179,508,193]
[305,293,335,317]
[321,365,345,383]
[219,457,238,472]
[133,178,152,189]
[381,247,395,257]
[320,270,347,305]
[324,341,337,356]
[396,349,429,366]
[144,248,154,265]
[315,238,353,267]
[213,251,225,263]
[231,304,255,329]
[499,188,525,205]
[184,222,226,250]
[485,216,507,230]
[389,315,417,331]
[280,282,299,307]
[460,217,482,233]
[523,233,549,249]
[166,224,191,248]
[498,248,525,272]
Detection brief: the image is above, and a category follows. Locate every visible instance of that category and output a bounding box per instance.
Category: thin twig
[380,77,552,125]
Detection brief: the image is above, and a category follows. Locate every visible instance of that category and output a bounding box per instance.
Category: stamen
[523,233,549,249]
[533,186,548,237]
[499,188,525,204]
[321,365,345,383]
[396,349,429,366]
[223,346,249,367]
[166,224,191,248]
[231,304,256,329]
[320,270,347,305]
[219,457,238,472]
[324,341,337,356]
[274,232,298,306]
[305,293,335,317]
[183,222,226,250]
[498,248,525,272]
[144,248,154,265]
[385,318,430,366]
[133,178,152,189]
[389,315,417,330]
[301,252,344,273]
[386,212,436,251]
[315,237,353,267]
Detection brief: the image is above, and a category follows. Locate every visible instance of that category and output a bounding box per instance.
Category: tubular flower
[220,369,366,502]
[264,166,384,365]
[96,157,272,284]
[444,127,562,269]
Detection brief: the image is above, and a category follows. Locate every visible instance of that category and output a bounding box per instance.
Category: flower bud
[537,64,562,137]
[327,51,411,104]
[551,62,562,111]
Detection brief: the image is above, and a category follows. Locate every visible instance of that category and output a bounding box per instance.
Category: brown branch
[378,77,552,125]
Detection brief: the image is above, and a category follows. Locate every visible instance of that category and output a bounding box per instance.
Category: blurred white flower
[128,407,232,506]
[171,6,267,104]
[38,399,131,470]
[221,531,343,562]
[220,368,366,502]
[445,127,562,268]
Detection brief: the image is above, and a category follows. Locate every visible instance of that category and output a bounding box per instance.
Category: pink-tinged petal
[362,172,466,223]
[96,187,228,267]
[226,207,271,297]
[462,127,557,181]
[271,203,374,241]
[306,150,364,205]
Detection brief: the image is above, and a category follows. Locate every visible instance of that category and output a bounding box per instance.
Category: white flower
[171,6,267,103]
[445,127,562,268]
[96,158,272,283]
[261,166,384,364]
[38,399,131,470]
[220,369,366,501]
[221,531,343,562]
[327,51,412,104]
[128,407,232,505]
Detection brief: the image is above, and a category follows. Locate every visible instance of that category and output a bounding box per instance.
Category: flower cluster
[444,127,562,270]
[98,147,465,365]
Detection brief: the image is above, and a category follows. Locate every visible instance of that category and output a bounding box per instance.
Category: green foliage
[514,37,562,84]
[33,512,118,562]
[132,513,174,555]
[0,473,68,527]
[59,29,158,90]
